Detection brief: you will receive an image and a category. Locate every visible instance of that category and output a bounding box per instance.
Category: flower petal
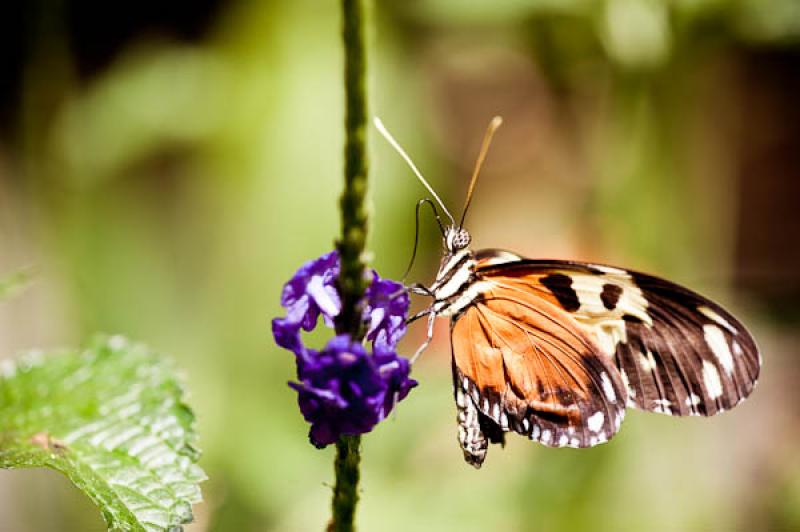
[307,275,342,318]
[362,273,410,351]
[272,317,302,354]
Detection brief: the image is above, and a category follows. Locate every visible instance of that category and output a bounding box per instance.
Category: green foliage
[0,336,205,531]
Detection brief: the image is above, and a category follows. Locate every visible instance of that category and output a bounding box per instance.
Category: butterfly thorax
[430,235,484,318]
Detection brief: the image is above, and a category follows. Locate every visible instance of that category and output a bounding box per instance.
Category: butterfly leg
[407,282,433,297]
[411,310,436,364]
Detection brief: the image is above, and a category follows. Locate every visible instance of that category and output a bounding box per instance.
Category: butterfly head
[444,226,472,252]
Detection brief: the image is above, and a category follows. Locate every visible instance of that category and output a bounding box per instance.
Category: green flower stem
[329,435,361,532]
[336,0,369,338]
[330,0,369,531]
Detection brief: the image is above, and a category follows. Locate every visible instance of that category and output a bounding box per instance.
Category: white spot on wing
[565,267,652,356]
[640,350,657,372]
[698,306,737,334]
[593,322,626,355]
[572,268,650,322]
[686,393,701,407]
[541,429,552,444]
[704,325,734,376]
[593,265,626,275]
[702,360,723,399]
[620,369,636,400]
[587,411,605,432]
[732,341,743,357]
[558,434,568,447]
[601,372,617,403]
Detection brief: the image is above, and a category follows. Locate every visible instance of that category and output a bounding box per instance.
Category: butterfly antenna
[401,198,445,282]
[373,117,456,226]
[459,115,503,229]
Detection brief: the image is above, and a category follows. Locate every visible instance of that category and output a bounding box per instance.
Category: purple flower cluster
[273,251,416,448]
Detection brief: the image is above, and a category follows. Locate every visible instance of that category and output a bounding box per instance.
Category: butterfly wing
[474,252,761,418]
[450,272,627,467]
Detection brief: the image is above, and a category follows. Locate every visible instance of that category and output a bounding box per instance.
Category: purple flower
[374,346,417,418]
[363,272,410,351]
[272,251,341,353]
[274,250,417,447]
[289,335,417,448]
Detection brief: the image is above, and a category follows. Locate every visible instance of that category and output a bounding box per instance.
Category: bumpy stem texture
[330,0,368,531]
[329,435,361,532]
[336,0,369,339]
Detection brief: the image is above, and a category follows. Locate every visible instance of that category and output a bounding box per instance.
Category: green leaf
[0,336,206,531]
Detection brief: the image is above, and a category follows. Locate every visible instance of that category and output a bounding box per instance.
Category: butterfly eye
[445,227,472,251]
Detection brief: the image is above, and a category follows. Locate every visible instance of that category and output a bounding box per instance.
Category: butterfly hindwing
[475,254,760,418]
[449,276,626,467]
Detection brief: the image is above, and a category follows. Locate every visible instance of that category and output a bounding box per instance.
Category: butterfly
[374,116,761,468]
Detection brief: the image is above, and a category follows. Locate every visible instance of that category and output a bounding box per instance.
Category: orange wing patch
[450,275,627,467]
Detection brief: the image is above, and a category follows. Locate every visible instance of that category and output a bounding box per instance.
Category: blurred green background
[1,0,799,530]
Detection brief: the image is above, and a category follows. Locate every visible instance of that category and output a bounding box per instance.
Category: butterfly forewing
[474,255,761,418]
[616,270,760,416]
[449,274,626,467]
